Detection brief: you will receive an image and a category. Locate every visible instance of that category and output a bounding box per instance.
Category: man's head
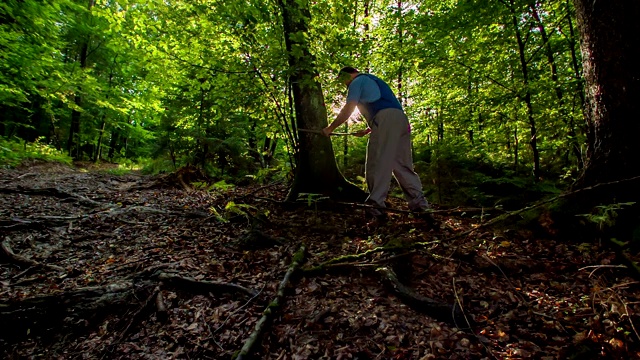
[337,66,359,86]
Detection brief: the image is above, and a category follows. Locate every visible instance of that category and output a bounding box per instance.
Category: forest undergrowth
[1,162,639,359]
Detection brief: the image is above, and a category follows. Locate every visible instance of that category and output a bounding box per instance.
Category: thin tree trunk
[94,118,106,161]
[396,0,404,105]
[529,1,583,169]
[514,126,519,171]
[95,56,117,162]
[67,0,96,159]
[508,0,541,181]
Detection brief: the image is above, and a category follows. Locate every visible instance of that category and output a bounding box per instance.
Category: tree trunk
[108,130,119,160]
[572,0,640,188]
[94,59,117,162]
[67,0,96,159]
[94,118,106,162]
[508,0,541,181]
[278,0,366,202]
[529,1,584,169]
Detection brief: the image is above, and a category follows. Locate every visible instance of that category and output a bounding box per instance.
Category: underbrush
[417,142,570,209]
[0,136,72,167]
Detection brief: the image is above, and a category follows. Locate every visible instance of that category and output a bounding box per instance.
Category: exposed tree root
[376,267,468,328]
[0,280,155,344]
[236,243,307,360]
[1,239,66,273]
[0,186,106,207]
[128,165,209,192]
[154,272,259,297]
[0,272,259,345]
[1,205,211,232]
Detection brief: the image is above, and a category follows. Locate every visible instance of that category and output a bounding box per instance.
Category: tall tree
[507,0,540,180]
[528,0,583,169]
[278,0,365,201]
[67,0,96,158]
[572,0,640,190]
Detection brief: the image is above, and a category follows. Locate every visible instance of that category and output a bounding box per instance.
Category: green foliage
[419,140,562,207]
[213,180,236,191]
[0,136,72,167]
[1,0,586,195]
[299,193,330,207]
[224,201,256,217]
[577,202,636,231]
[102,166,134,176]
[141,156,177,175]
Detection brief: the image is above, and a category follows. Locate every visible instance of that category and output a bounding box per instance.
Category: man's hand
[353,128,371,137]
[321,126,333,137]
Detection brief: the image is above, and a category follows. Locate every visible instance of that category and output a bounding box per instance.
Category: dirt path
[1,163,638,359]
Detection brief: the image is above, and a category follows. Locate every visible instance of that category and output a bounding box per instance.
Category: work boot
[365,211,388,229]
[411,208,438,228]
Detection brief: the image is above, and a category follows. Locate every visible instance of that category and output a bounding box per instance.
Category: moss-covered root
[235,243,307,360]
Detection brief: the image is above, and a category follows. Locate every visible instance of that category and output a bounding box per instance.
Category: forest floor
[1,161,639,359]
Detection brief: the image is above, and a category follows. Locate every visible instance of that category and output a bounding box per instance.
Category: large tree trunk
[278,0,366,202]
[573,0,640,188]
[551,1,640,242]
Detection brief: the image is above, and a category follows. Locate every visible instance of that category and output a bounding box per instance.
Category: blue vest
[356,74,403,123]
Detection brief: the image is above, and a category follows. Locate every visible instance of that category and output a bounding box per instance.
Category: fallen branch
[302,253,413,275]
[103,205,210,219]
[455,175,640,239]
[376,267,467,328]
[236,243,307,360]
[1,205,211,232]
[235,180,284,200]
[212,284,265,336]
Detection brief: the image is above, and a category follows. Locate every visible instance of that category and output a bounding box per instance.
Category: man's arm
[322,101,358,136]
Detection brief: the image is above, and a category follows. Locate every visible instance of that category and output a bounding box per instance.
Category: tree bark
[277,0,366,202]
[572,0,640,188]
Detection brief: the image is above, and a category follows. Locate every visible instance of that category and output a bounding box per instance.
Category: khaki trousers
[365,108,428,215]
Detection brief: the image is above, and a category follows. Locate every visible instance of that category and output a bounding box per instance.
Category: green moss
[267,300,279,309]
[291,247,306,264]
